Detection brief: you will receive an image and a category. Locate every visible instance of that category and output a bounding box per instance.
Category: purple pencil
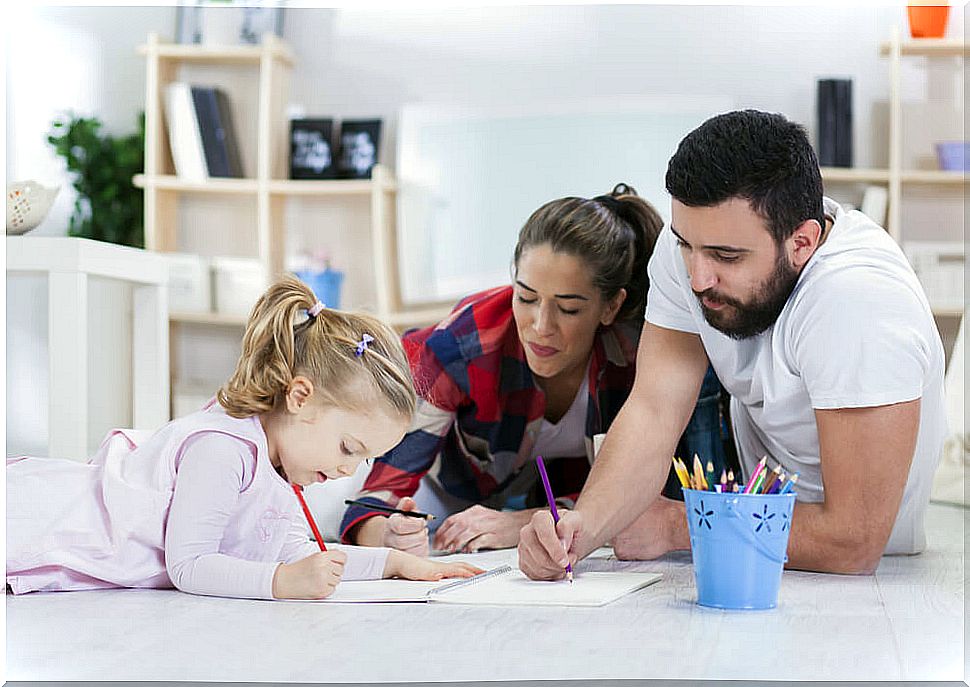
[535,455,573,583]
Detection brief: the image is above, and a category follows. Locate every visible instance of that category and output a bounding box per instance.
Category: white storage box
[904,242,965,312]
[211,256,267,317]
[166,252,212,313]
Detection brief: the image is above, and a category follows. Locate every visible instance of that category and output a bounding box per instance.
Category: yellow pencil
[671,456,691,488]
[693,454,709,490]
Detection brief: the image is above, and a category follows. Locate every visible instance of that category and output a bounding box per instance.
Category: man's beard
[694,252,800,340]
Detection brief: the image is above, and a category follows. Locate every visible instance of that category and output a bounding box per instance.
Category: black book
[190,86,243,178]
[214,89,244,178]
[817,79,853,168]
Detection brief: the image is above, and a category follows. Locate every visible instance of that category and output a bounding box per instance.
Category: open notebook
[318,565,661,607]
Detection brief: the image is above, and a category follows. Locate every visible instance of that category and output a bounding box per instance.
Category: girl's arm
[279,520,390,581]
[164,433,281,599]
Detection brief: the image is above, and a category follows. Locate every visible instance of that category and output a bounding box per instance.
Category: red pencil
[292,483,327,552]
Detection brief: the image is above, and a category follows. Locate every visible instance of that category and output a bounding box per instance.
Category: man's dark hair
[665,110,826,243]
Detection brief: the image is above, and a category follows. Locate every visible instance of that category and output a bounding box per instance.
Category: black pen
[343,499,436,520]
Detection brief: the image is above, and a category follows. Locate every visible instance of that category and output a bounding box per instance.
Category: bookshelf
[820,27,966,320]
[137,33,451,412]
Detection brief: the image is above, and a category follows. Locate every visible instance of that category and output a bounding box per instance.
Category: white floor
[6,503,966,682]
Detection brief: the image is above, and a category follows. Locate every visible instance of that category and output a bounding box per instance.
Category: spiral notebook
[320,565,661,607]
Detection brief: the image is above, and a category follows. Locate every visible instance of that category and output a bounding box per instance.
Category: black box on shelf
[817,79,853,168]
[337,119,382,179]
[290,118,337,179]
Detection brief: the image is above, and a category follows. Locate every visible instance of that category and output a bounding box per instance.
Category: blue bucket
[296,269,344,310]
[683,488,795,610]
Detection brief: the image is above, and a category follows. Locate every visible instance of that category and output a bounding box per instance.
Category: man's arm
[785,399,920,573]
[568,321,710,558]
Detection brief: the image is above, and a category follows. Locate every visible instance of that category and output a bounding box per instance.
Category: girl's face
[263,380,409,487]
[512,243,625,382]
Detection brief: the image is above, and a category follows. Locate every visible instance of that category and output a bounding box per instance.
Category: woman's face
[512,243,624,382]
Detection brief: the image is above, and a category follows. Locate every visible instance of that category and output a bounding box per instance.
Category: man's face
[670,198,800,339]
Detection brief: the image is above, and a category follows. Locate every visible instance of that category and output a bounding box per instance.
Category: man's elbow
[810,536,885,575]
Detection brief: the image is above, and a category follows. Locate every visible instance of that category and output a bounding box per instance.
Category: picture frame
[290,119,337,180]
[175,1,284,45]
[337,119,383,179]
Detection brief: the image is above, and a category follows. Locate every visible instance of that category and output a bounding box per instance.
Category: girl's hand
[382,497,431,556]
[272,550,347,599]
[433,505,538,553]
[384,549,484,581]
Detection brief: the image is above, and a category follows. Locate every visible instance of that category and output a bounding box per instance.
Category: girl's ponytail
[218,275,416,420]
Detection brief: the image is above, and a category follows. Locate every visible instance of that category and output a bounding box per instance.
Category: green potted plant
[47,112,145,248]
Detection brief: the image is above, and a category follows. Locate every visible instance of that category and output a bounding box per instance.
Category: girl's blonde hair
[218,275,416,420]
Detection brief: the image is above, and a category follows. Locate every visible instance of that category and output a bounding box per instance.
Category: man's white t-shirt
[645,197,946,554]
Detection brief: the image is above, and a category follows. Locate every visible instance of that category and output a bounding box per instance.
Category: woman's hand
[351,497,431,556]
[433,505,539,553]
[272,550,347,599]
[383,497,431,556]
[384,549,484,581]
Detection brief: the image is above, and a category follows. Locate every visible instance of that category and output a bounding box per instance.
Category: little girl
[7,276,481,599]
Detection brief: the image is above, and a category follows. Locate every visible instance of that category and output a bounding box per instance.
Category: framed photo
[337,119,382,179]
[175,1,284,45]
[290,119,336,180]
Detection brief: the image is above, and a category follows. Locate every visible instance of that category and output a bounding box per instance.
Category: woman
[340,184,732,556]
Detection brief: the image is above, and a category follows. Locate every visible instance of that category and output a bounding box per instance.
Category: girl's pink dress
[7,403,389,599]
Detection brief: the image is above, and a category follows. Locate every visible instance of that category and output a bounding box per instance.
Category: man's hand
[433,505,536,553]
[517,509,584,580]
[611,496,687,560]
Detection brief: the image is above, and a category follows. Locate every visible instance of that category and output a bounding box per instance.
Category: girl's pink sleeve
[165,433,279,599]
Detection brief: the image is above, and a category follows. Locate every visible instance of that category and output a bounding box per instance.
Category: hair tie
[307,301,326,319]
[355,333,375,357]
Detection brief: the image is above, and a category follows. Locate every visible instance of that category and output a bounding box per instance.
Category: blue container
[296,268,344,310]
[935,141,969,172]
[683,488,795,610]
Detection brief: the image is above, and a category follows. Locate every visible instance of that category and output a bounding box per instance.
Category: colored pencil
[778,473,799,495]
[726,469,736,492]
[705,460,716,488]
[535,455,573,583]
[760,465,783,494]
[671,456,691,489]
[692,454,709,490]
[292,483,327,552]
[766,470,786,494]
[742,456,767,494]
[343,499,436,520]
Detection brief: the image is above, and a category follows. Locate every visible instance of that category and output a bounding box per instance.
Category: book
[190,86,243,178]
[164,82,208,180]
[313,564,662,607]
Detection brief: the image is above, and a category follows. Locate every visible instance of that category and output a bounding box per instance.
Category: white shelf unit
[820,29,966,319]
[6,236,170,458]
[136,33,452,412]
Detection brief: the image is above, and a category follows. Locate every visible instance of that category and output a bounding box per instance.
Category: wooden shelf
[901,170,967,185]
[266,178,397,196]
[820,169,966,185]
[134,174,259,194]
[170,310,248,327]
[879,39,968,57]
[137,39,295,67]
[931,307,965,318]
[820,167,890,183]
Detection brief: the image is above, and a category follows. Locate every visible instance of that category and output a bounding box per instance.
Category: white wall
[5,4,965,402]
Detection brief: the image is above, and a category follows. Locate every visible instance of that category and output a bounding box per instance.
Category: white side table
[6,236,169,459]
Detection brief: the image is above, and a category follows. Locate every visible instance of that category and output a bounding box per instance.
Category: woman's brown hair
[512,183,664,321]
